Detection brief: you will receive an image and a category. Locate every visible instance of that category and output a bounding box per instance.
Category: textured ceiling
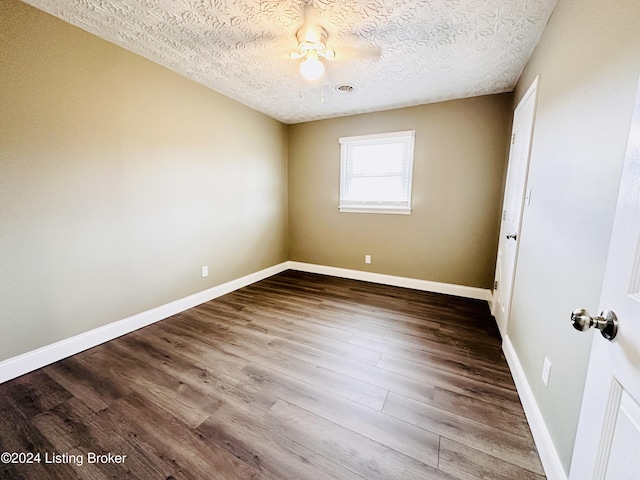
[22,0,557,124]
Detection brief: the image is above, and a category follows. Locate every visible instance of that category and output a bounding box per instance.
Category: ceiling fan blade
[333,46,382,62]
[322,49,335,60]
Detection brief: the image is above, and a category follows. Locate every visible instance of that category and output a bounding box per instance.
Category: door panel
[603,388,640,480]
[493,76,538,336]
[569,75,640,479]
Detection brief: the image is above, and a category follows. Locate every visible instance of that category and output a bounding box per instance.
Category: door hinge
[502,210,507,221]
[494,281,498,290]
[511,133,516,145]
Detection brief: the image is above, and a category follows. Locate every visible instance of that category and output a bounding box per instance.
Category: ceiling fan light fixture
[299,55,325,81]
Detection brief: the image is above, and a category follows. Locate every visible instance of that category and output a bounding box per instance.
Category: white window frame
[339,130,415,214]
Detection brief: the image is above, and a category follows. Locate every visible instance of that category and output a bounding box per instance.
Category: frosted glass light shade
[300,57,325,81]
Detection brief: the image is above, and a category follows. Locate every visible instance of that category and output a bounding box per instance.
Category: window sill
[339,207,411,215]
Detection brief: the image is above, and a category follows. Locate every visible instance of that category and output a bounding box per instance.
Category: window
[339,130,415,214]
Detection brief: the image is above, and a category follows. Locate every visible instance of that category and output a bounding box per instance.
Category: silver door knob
[506,233,517,240]
[571,308,618,340]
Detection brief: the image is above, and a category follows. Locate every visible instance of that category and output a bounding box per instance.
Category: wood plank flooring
[0,270,545,479]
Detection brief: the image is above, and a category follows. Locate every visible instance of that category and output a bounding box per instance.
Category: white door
[493,76,539,336]
[568,76,640,479]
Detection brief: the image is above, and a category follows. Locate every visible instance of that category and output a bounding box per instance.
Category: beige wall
[288,95,512,289]
[0,0,288,362]
[508,0,640,474]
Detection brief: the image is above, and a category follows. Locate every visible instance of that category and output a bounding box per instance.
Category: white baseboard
[287,261,492,302]
[0,261,490,385]
[502,335,568,480]
[0,262,288,385]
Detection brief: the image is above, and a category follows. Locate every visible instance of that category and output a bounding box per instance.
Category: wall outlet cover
[542,357,551,386]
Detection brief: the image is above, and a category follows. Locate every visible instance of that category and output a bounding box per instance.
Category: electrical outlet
[542,357,551,386]
[365,255,371,264]
[201,266,209,278]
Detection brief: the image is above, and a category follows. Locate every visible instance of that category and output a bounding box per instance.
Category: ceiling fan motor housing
[297,24,327,47]
[295,24,333,59]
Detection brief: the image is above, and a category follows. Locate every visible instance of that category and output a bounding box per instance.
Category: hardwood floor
[0,270,545,479]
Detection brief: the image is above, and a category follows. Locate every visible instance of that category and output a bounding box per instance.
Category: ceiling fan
[287,4,381,82]
[289,24,335,81]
